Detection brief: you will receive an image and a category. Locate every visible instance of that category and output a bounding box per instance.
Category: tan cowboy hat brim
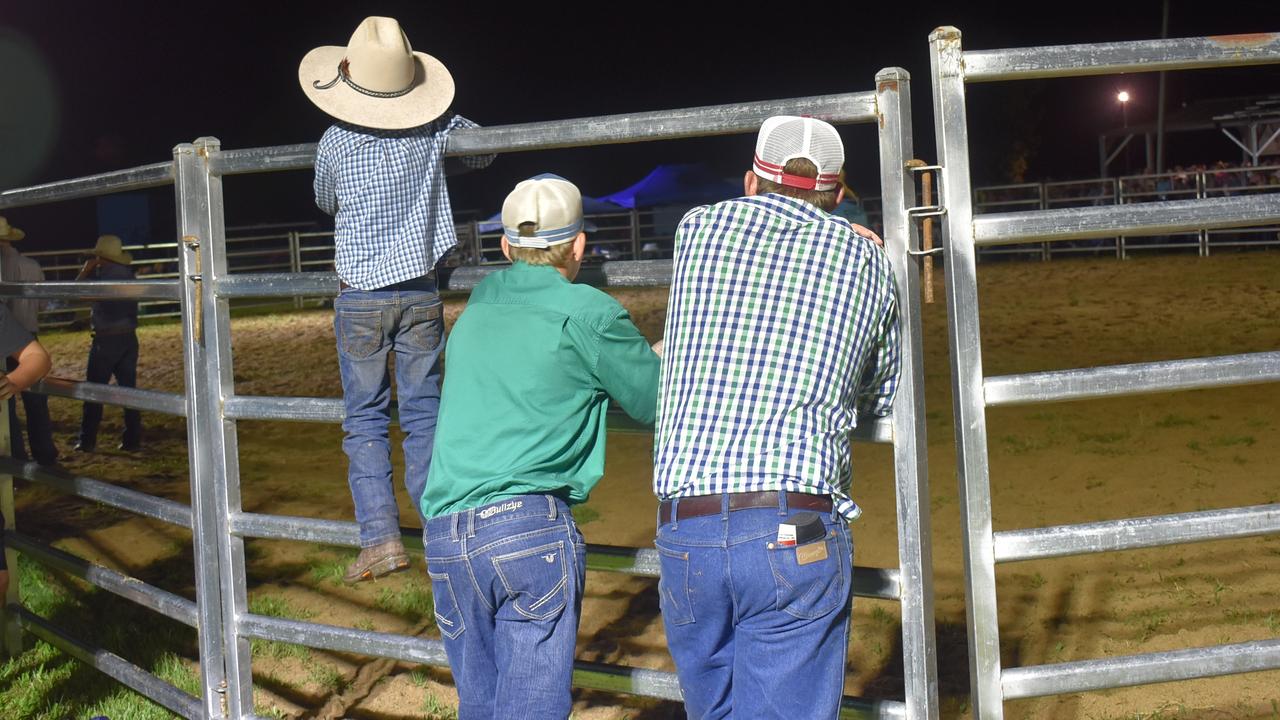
[93,248,133,265]
[299,46,455,130]
[0,228,24,242]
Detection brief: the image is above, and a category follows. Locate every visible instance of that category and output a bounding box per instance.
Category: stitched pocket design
[766,532,849,620]
[427,570,466,639]
[656,544,695,626]
[492,540,569,621]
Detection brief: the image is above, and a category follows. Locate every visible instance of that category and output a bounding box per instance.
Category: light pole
[1117,90,1131,172]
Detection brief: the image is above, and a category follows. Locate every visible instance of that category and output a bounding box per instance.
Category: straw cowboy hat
[298,16,455,130]
[0,216,25,242]
[92,235,133,265]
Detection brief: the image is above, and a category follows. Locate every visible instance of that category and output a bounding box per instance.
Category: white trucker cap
[752,115,844,192]
[501,174,585,248]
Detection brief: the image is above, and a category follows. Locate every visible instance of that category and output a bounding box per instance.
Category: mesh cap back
[501,173,584,248]
[752,116,844,191]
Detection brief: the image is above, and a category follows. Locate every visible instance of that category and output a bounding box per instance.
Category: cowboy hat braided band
[313,59,414,99]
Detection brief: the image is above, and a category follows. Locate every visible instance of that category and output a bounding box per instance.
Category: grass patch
[306,547,358,587]
[375,580,435,623]
[1208,435,1255,448]
[1153,414,1198,428]
[247,594,314,660]
[423,692,459,719]
[306,660,349,693]
[0,556,203,720]
[999,434,1049,455]
[1127,608,1170,642]
[1077,430,1130,444]
[571,504,601,525]
[869,605,896,627]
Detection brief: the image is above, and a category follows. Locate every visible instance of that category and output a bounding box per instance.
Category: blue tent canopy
[599,163,740,209]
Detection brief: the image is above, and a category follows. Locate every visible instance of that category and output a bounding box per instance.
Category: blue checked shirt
[314,115,493,290]
[653,193,901,520]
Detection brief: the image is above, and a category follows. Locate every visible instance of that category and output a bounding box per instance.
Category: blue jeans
[425,495,587,720]
[78,331,142,450]
[8,355,57,465]
[335,277,444,547]
[656,497,853,720]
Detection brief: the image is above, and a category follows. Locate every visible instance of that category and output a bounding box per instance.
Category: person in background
[831,168,871,229]
[301,16,494,583]
[75,234,141,453]
[0,299,54,599]
[0,217,57,465]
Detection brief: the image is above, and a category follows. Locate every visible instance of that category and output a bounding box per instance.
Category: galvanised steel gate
[929,26,1280,719]
[0,67,938,719]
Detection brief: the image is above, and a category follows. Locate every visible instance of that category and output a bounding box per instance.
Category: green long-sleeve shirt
[420,262,660,519]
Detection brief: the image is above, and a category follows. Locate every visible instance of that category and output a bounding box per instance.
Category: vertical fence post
[0,471,19,658]
[289,232,302,309]
[630,209,642,260]
[930,26,1005,720]
[876,67,940,720]
[1197,172,1210,256]
[174,137,253,719]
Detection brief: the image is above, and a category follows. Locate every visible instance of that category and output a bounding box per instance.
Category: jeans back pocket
[765,531,849,620]
[337,308,383,360]
[427,570,466,639]
[402,303,443,352]
[655,544,695,626]
[491,540,570,621]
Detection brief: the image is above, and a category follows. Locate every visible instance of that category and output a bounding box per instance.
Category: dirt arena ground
[13,250,1280,719]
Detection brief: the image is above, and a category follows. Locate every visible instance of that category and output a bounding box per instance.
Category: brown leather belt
[658,491,832,525]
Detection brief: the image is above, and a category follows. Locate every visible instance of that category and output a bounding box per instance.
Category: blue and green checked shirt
[314,115,492,290]
[653,193,901,520]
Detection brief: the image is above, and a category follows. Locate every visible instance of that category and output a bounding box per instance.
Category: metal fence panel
[931,23,1280,720]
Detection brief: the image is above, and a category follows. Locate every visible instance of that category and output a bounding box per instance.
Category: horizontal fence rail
[210,92,879,175]
[3,459,193,528]
[12,607,202,719]
[0,280,181,302]
[963,32,1280,82]
[34,376,187,417]
[7,532,199,628]
[222,391,895,441]
[227,510,904,601]
[1000,639,1280,700]
[993,503,1280,562]
[0,161,174,211]
[983,351,1280,407]
[971,194,1280,245]
[236,612,904,719]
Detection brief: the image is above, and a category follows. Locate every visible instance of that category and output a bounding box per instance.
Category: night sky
[1,1,1277,249]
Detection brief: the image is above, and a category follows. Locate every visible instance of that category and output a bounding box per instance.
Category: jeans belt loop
[720,493,730,520]
[449,511,459,542]
[466,508,476,539]
[670,497,680,530]
[546,495,556,521]
[778,489,790,516]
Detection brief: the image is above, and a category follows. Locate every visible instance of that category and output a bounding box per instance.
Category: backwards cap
[501,174,585,249]
[752,115,844,192]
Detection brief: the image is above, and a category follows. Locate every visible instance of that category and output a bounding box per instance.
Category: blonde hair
[507,223,578,268]
[755,158,841,211]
